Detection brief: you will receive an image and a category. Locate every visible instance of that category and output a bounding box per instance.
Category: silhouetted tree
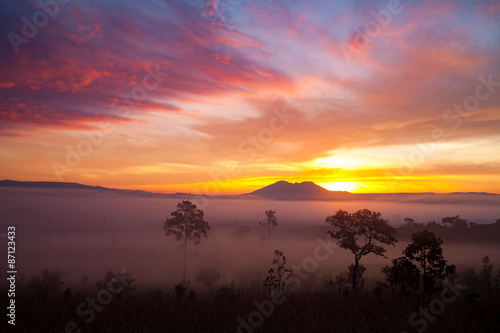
[479,256,493,291]
[403,229,455,302]
[373,282,389,299]
[63,287,72,298]
[27,269,65,299]
[425,221,440,229]
[382,256,420,296]
[403,217,415,228]
[332,272,350,295]
[163,200,210,281]
[326,209,397,294]
[348,264,366,291]
[264,250,292,296]
[95,269,136,296]
[196,268,221,290]
[462,268,481,291]
[174,283,187,301]
[215,285,238,301]
[441,215,468,229]
[260,210,278,242]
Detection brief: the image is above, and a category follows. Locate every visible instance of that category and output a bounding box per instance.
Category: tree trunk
[422,254,427,305]
[352,259,359,294]
[183,236,187,282]
[183,214,188,283]
[268,224,271,243]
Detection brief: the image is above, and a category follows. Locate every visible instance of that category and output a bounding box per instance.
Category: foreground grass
[6,285,500,333]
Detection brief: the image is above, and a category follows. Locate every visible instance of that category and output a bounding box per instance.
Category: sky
[0,0,499,194]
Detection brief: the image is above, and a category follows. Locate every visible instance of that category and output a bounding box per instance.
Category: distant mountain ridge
[0,179,174,198]
[0,179,109,190]
[1,180,498,204]
[243,180,500,203]
[244,180,500,204]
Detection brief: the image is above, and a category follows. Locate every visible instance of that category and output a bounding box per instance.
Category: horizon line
[1,179,499,196]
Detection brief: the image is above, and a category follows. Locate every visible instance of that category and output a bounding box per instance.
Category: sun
[319,182,359,192]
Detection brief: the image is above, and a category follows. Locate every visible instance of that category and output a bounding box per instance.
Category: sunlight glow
[309,156,364,169]
[319,182,360,192]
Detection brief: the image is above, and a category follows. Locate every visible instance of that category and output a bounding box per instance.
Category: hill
[244,180,500,204]
[0,179,172,198]
[1,179,499,204]
[244,180,352,200]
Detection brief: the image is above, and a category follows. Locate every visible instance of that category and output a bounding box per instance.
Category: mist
[0,187,499,290]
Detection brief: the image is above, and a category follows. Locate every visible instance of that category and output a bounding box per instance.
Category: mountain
[0,179,107,190]
[244,180,352,200]
[244,180,500,203]
[0,179,174,198]
[1,179,498,204]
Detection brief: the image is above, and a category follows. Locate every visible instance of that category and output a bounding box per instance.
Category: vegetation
[196,268,221,291]
[163,200,211,281]
[479,256,493,291]
[347,263,367,291]
[259,210,278,242]
[330,271,350,296]
[381,257,420,296]
[25,269,65,299]
[441,215,469,229]
[263,250,292,296]
[95,269,137,296]
[402,229,455,301]
[6,208,500,332]
[397,216,500,242]
[9,262,500,333]
[326,209,397,293]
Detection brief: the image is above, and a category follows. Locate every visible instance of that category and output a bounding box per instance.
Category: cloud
[0,0,292,133]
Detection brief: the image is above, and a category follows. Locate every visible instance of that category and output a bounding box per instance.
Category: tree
[441,215,468,229]
[264,250,292,296]
[95,269,136,296]
[382,256,420,295]
[163,200,211,281]
[331,272,350,295]
[260,210,278,242]
[478,256,493,291]
[462,268,481,291]
[373,282,389,299]
[326,209,397,294]
[348,264,367,291]
[27,269,65,299]
[403,217,415,228]
[196,268,221,290]
[403,229,455,302]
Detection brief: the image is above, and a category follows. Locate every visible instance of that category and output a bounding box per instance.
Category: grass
[7,282,500,333]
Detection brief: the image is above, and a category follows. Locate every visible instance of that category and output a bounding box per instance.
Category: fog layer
[0,188,498,289]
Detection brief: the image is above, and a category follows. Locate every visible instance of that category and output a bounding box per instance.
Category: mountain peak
[244,180,351,200]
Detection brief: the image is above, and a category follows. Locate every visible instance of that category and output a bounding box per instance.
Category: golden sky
[1,0,499,194]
